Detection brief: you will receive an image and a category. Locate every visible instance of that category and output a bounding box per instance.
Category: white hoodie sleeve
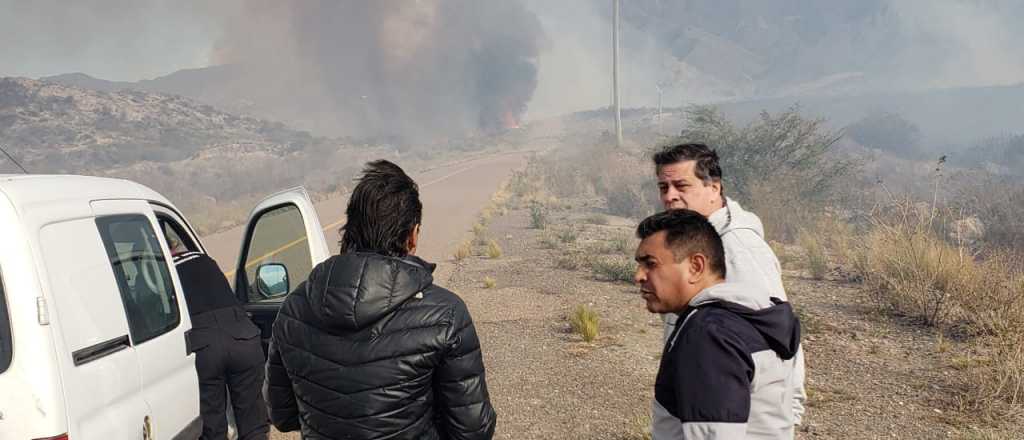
[714,199,805,425]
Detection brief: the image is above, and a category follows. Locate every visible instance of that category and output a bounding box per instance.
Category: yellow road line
[222,162,483,279]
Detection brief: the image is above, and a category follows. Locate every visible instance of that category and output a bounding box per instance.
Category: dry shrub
[556,227,579,244]
[570,305,600,342]
[958,333,1024,422]
[620,413,652,440]
[590,256,636,283]
[853,199,1024,417]
[554,254,584,271]
[479,208,493,226]
[453,241,472,262]
[797,231,829,280]
[585,213,610,225]
[529,202,548,229]
[486,240,503,259]
[537,234,561,250]
[855,218,979,326]
[483,276,497,289]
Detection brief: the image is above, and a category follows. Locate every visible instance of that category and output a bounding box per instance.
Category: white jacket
[655,198,806,438]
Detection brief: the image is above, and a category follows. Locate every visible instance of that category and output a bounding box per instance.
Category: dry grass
[797,230,829,280]
[590,256,636,283]
[554,253,584,270]
[472,222,488,245]
[617,413,652,440]
[486,240,503,259]
[852,199,1024,419]
[585,213,610,225]
[529,202,548,229]
[585,232,635,256]
[479,209,493,226]
[483,276,497,289]
[453,240,472,262]
[570,304,600,343]
[537,234,561,250]
[556,227,579,244]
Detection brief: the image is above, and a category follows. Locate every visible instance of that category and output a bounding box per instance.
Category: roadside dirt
[264,161,1022,439]
[444,200,1023,439]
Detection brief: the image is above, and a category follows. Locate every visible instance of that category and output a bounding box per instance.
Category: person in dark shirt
[171,247,269,440]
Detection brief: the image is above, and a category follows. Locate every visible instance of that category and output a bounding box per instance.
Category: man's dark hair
[652,143,723,186]
[339,160,422,257]
[636,209,726,278]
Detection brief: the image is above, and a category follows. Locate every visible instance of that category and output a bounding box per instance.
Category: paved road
[201,151,529,284]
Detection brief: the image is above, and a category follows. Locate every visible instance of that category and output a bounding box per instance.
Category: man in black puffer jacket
[264,160,497,439]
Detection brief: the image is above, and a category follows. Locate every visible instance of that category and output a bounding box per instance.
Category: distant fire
[502,111,521,130]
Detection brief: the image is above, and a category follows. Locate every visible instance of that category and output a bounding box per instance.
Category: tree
[845,111,922,159]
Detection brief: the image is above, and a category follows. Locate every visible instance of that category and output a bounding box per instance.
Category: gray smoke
[211,0,545,138]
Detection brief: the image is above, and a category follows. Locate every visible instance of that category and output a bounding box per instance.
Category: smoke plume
[211,0,545,139]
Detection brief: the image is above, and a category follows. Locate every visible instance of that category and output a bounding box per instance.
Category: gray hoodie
[657,198,806,436]
[653,282,801,440]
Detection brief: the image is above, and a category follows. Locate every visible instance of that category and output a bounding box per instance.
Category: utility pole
[612,0,623,147]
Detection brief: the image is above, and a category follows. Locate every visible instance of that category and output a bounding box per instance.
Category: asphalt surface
[201,151,529,284]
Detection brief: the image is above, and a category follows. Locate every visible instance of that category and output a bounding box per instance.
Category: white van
[0,175,331,440]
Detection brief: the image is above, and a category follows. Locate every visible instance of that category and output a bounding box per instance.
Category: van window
[158,216,199,258]
[242,203,313,303]
[96,215,181,345]
[0,270,11,373]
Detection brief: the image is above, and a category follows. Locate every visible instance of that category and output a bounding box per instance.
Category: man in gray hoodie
[635,209,800,439]
[650,143,806,435]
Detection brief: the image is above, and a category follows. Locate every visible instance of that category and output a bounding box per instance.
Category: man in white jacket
[650,143,806,438]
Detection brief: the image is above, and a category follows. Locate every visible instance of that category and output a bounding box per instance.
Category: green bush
[530,202,548,229]
[556,228,579,244]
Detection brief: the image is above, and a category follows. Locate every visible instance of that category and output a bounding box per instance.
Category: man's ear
[687,253,709,284]
[406,224,422,255]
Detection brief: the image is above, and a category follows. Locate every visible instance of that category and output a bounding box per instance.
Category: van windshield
[0,269,11,374]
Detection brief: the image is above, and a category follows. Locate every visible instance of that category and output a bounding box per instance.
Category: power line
[0,144,28,174]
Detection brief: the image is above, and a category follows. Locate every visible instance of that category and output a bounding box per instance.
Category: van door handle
[72,335,130,366]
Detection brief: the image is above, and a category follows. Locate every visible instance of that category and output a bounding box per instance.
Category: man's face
[634,231,698,314]
[657,160,722,217]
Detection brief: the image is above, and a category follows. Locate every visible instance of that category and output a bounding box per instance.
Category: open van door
[233,187,331,350]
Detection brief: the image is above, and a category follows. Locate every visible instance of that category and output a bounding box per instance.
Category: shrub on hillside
[674,105,860,241]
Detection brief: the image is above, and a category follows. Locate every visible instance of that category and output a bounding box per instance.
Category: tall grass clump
[590,256,636,283]
[453,241,472,262]
[483,276,497,289]
[797,230,829,280]
[570,305,600,342]
[486,240,503,259]
[529,202,548,229]
[852,197,1024,416]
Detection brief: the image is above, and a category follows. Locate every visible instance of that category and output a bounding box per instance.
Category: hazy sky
[3,0,1022,121]
[0,0,224,81]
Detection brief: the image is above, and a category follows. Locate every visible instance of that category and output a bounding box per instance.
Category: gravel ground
[271,198,1023,439]
[446,208,661,440]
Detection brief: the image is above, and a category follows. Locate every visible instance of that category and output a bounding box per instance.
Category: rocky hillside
[0,77,405,234]
[0,77,322,173]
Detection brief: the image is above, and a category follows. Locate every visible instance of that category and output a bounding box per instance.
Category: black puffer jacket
[264,253,496,440]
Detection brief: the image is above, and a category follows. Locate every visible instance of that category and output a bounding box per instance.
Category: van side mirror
[255,263,289,299]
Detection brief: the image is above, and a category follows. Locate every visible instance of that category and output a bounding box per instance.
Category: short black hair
[339,160,422,257]
[636,209,726,278]
[652,142,723,185]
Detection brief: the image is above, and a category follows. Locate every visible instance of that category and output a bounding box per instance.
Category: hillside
[0,77,403,234]
[0,76,322,173]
